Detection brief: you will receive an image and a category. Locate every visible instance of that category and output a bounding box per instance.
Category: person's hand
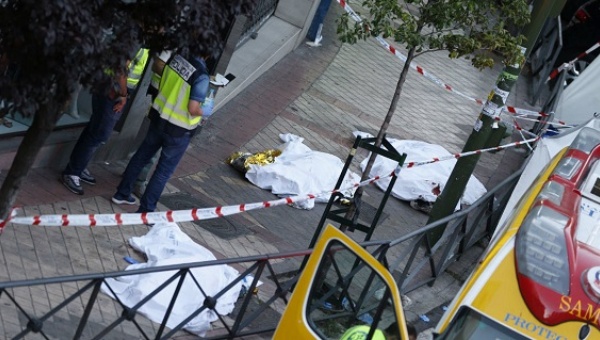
[202,106,213,119]
[113,97,126,112]
[201,99,214,119]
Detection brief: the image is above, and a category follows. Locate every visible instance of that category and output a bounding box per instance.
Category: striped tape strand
[0,137,536,228]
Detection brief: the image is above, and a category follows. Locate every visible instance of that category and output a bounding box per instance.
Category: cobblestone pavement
[0,4,534,339]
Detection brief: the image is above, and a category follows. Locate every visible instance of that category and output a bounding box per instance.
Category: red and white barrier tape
[0,136,537,229]
[1,172,393,227]
[508,117,538,139]
[374,36,485,105]
[502,107,574,129]
[336,0,484,105]
[403,137,539,168]
[503,105,548,119]
[335,0,578,127]
[505,116,536,151]
[494,113,538,139]
[338,0,363,23]
[502,111,572,128]
[547,41,600,81]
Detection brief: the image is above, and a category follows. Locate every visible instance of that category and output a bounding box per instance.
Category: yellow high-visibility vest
[339,325,386,340]
[150,51,173,91]
[152,54,204,130]
[127,48,149,89]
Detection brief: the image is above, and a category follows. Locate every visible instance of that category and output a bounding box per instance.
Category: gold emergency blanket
[226,149,282,173]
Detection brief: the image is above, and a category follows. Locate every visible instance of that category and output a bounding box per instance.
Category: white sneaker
[305,35,323,47]
[61,175,83,195]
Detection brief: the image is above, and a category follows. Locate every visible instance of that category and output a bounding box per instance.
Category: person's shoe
[80,168,96,185]
[305,35,323,47]
[410,199,434,214]
[61,175,84,195]
[111,194,138,205]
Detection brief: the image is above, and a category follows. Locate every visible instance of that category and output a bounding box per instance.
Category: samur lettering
[559,295,600,326]
[504,313,567,340]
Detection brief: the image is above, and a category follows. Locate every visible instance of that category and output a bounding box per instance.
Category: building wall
[200,0,320,113]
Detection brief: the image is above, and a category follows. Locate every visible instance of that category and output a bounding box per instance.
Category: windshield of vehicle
[437,307,528,340]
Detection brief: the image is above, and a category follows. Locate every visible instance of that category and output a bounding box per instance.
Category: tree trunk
[0,102,62,223]
[340,46,416,232]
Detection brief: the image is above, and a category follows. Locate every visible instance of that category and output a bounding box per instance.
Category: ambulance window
[592,177,600,197]
[438,307,528,340]
[305,240,400,339]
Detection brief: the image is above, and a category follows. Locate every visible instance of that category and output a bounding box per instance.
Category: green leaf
[337,0,530,70]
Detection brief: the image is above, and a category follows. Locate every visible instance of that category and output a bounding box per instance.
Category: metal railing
[529,16,563,105]
[0,169,523,339]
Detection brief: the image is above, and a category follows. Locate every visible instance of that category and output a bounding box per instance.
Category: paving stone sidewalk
[0,4,534,338]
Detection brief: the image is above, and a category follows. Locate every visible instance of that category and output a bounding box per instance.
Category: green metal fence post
[425,0,568,245]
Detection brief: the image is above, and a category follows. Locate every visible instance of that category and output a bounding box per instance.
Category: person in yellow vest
[61,48,149,195]
[339,322,414,340]
[61,61,129,195]
[62,48,147,121]
[132,50,173,198]
[127,48,149,92]
[118,47,149,121]
[147,50,172,100]
[111,51,213,212]
[340,325,387,340]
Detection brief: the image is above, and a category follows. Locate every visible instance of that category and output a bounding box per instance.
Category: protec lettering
[504,313,566,340]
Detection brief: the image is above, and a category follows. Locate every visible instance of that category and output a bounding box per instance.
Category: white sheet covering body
[244,133,486,210]
[359,137,487,206]
[101,223,242,336]
[245,134,361,209]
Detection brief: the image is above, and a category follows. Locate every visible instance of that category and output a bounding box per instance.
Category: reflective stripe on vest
[152,54,202,130]
[127,48,149,89]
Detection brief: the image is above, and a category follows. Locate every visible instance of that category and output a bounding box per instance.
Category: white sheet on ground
[101,222,242,336]
[245,133,361,210]
[245,132,486,209]
[355,132,487,206]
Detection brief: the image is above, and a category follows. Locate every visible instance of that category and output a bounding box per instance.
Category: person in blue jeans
[111,52,213,213]
[61,69,128,195]
[306,0,332,45]
[132,50,173,198]
[62,48,149,195]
